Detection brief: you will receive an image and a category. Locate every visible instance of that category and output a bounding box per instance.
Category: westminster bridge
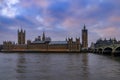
[92,43,120,56]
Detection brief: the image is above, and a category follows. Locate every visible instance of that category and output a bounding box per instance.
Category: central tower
[82,24,88,49]
[18,29,26,44]
[42,31,45,41]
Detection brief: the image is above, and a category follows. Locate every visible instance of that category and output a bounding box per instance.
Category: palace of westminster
[2,25,88,52]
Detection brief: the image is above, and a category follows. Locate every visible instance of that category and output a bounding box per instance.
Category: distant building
[91,38,119,48]
[82,25,88,50]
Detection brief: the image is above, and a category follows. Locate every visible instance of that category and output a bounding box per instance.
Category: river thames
[0,53,120,80]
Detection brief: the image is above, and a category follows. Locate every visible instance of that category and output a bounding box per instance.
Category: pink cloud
[109,16,120,23]
[93,27,120,39]
[62,17,80,28]
[20,0,50,8]
[35,0,50,8]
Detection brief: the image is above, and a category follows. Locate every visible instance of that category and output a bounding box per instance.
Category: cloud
[109,16,120,23]
[93,27,120,38]
[1,7,18,18]
[0,0,20,18]
[0,0,120,46]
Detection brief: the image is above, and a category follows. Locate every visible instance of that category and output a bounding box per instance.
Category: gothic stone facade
[2,29,81,52]
[2,26,88,52]
[3,38,81,52]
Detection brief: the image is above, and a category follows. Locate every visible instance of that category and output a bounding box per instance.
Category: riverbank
[0,50,82,53]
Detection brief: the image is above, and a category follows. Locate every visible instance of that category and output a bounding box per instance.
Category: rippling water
[0,53,120,80]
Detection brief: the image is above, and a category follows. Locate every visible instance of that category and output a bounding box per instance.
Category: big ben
[82,24,88,50]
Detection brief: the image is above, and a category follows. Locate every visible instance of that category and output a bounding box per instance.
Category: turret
[76,37,81,51]
[76,37,80,44]
[68,37,73,51]
[18,28,26,44]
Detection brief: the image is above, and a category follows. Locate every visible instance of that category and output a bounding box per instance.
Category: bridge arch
[98,48,103,53]
[103,47,113,55]
[114,47,120,56]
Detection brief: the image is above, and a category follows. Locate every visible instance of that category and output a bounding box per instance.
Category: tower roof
[84,24,86,30]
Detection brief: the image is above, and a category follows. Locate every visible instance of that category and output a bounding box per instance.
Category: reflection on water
[0,53,120,80]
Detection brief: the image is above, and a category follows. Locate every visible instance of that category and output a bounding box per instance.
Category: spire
[66,37,68,41]
[20,25,23,32]
[18,29,19,33]
[24,30,25,34]
[21,28,23,32]
[42,31,45,41]
[84,24,86,30]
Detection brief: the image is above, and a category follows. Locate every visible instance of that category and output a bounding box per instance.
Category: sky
[0,0,120,46]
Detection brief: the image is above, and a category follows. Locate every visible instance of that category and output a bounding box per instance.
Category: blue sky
[0,0,120,46]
